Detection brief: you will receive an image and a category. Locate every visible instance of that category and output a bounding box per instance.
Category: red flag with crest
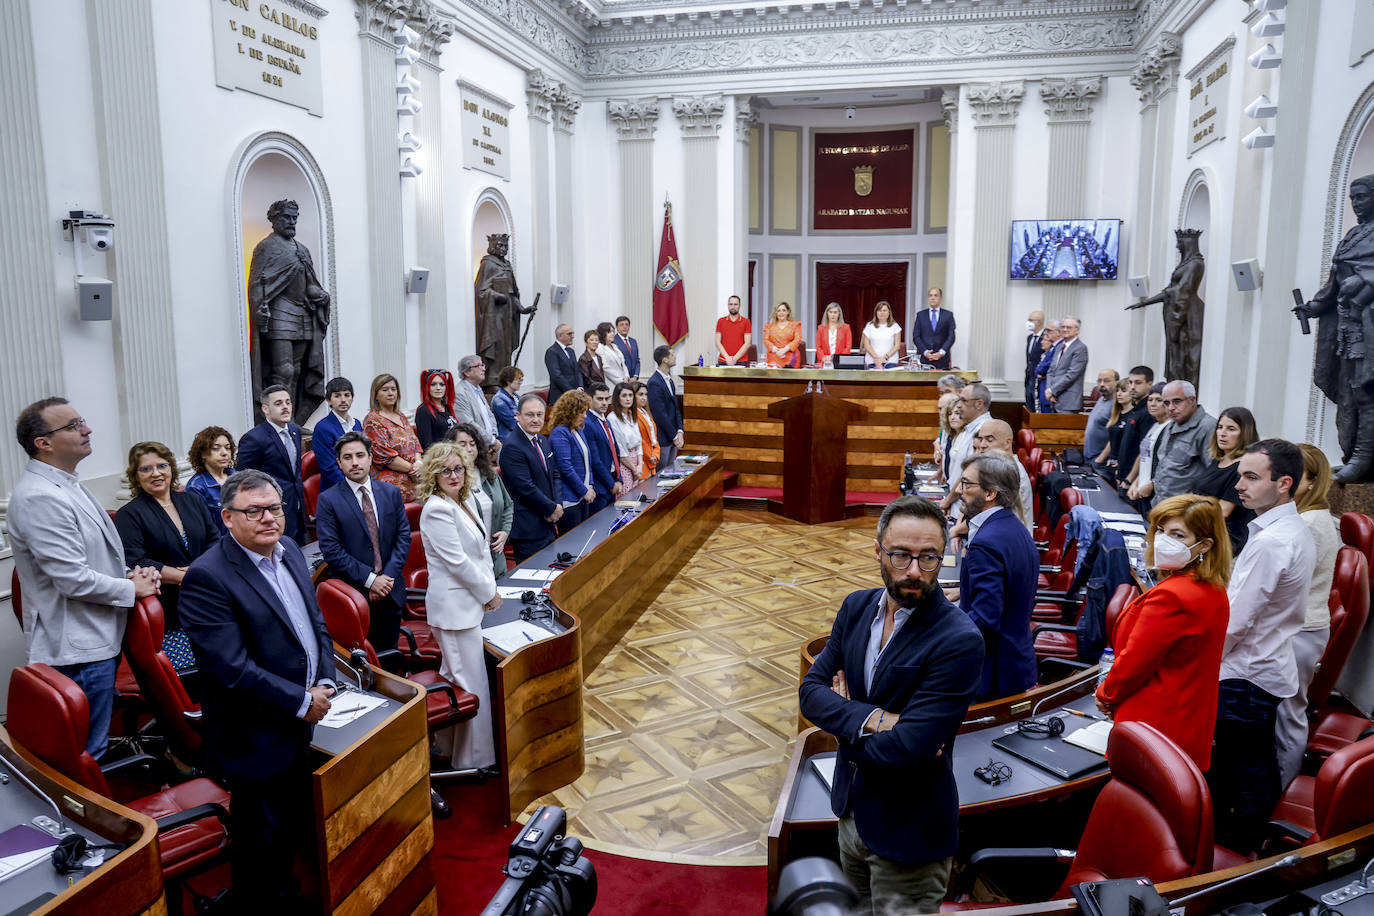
[652,201,689,347]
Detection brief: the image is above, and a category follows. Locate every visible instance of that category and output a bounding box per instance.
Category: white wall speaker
[407,267,430,294]
[551,284,570,305]
[1231,259,1261,291]
[1127,276,1149,298]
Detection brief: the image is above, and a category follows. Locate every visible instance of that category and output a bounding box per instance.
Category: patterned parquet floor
[527,510,882,864]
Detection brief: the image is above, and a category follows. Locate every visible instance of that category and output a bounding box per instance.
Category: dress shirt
[863,593,914,696]
[1137,420,1167,484]
[1015,462,1034,532]
[1151,407,1216,503]
[1084,396,1113,457]
[269,420,296,466]
[232,537,327,718]
[828,327,838,358]
[947,411,990,482]
[1222,501,1316,698]
[344,477,380,589]
[966,505,1002,545]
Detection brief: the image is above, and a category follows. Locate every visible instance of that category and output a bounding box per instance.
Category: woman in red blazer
[1097,493,1232,770]
[814,302,853,367]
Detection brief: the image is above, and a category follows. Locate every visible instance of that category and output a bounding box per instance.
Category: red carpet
[433,779,767,915]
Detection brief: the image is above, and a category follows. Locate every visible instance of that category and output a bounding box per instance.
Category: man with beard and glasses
[800,496,984,916]
[952,452,1040,701]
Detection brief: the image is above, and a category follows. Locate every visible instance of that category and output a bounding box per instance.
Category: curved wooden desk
[485,456,725,822]
[0,728,163,916]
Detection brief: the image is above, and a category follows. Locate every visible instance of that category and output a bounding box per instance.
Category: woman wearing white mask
[1096,494,1231,771]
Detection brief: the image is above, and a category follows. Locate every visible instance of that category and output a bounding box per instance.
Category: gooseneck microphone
[1169,854,1301,906]
[1031,669,1101,717]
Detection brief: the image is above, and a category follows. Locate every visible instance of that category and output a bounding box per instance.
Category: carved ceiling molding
[940,87,959,130]
[457,0,588,72]
[582,17,1133,79]
[1041,75,1104,123]
[673,94,726,136]
[735,97,759,143]
[527,69,558,121]
[552,84,583,132]
[405,0,458,62]
[607,96,661,139]
[357,0,411,39]
[1129,30,1182,108]
[967,80,1024,127]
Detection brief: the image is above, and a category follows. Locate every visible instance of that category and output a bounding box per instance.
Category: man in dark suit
[953,452,1039,701]
[612,315,641,378]
[544,324,581,407]
[499,394,563,562]
[237,385,307,543]
[647,345,684,468]
[912,287,956,369]
[1023,310,1045,411]
[179,469,336,909]
[583,383,624,512]
[800,496,984,915]
[311,376,362,492]
[315,432,410,650]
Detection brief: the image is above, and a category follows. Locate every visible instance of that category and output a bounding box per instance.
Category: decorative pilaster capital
[734,97,759,143]
[1130,31,1182,107]
[940,87,959,131]
[404,0,456,64]
[552,84,582,133]
[967,80,1024,127]
[1040,76,1104,124]
[355,0,409,40]
[608,97,660,140]
[673,94,726,138]
[526,69,557,122]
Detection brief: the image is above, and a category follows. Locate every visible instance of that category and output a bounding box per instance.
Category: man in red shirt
[714,295,752,365]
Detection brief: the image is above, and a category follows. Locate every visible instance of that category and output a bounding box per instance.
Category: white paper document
[316,692,388,729]
[508,568,555,582]
[484,619,557,653]
[497,586,531,599]
[1063,719,1113,755]
[810,756,836,791]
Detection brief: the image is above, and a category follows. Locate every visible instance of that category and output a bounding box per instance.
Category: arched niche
[470,189,514,339]
[1309,81,1374,444]
[227,132,337,427]
[1180,170,1211,259]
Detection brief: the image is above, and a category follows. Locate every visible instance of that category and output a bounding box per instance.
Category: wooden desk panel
[1023,408,1090,449]
[684,368,973,492]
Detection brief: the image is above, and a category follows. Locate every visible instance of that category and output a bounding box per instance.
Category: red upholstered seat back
[304,474,321,519]
[10,568,21,628]
[1105,584,1141,649]
[405,501,422,531]
[1058,721,1213,894]
[1310,547,1371,713]
[1314,735,1374,841]
[1017,429,1036,453]
[123,597,201,755]
[316,578,378,666]
[404,530,427,581]
[1062,487,1084,513]
[1341,512,1374,569]
[7,664,110,794]
[301,449,319,480]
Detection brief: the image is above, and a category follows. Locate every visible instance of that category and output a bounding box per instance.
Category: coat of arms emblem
[853,165,875,197]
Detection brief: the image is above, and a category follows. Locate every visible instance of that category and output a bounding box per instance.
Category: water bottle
[1097,648,1114,687]
[697,354,704,367]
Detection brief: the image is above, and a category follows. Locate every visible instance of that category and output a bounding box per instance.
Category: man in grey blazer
[454,354,500,453]
[8,398,158,757]
[1045,316,1090,413]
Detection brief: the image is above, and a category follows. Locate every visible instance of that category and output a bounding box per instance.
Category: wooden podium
[766,391,867,524]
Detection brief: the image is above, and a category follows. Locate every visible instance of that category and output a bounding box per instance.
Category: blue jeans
[55,656,119,759]
[1208,678,1281,853]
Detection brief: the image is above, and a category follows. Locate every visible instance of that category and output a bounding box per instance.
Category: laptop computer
[991,729,1110,781]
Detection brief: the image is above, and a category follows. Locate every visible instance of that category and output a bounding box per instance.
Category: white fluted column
[523,71,557,377]
[0,0,64,513]
[552,87,581,319]
[967,81,1025,396]
[411,7,455,372]
[87,0,180,448]
[1040,77,1104,325]
[356,0,409,375]
[1220,30,1264,406]
[941,87,960,309]
[733,98,757,311]
[609,98,659,342]
[675,95,725,363]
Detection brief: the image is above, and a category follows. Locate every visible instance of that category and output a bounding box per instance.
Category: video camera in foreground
[480,805,596,916]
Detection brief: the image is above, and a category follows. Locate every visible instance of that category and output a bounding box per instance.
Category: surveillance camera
[844,106,856,120]
[86,225,114,252]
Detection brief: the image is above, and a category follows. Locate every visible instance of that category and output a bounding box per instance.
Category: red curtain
[814,261,909,334]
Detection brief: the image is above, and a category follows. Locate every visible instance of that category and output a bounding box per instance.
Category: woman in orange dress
[814,302,853,367]
[363,373,423,501]
[763,302,803,368]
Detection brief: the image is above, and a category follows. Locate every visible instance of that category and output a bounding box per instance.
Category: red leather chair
[964,721,1213,900]
[7,664,230,882]
[303,474,321,536]
[1341,512,1374,566]
[301,449,319,480]
[398,533,442,667]
[405,501,422,531]
[122,597,203,762]
[1016,429,1036,453]
[1271,734,1374,846]
[1033,584,1138,662]
[1308,546,1374,758]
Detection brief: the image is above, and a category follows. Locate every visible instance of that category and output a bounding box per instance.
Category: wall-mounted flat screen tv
[1009,219,1121,280]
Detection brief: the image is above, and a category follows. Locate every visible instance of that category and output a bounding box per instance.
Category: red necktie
[599,417,621,478]
[359,485,383,573]
[531,435,547,469]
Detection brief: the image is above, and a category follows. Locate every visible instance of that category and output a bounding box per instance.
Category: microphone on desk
[348,649,375,691]
[1031,669,1102,717]
[0,752,66,834]
[962,715,996,727]
[1169,853,1301,906]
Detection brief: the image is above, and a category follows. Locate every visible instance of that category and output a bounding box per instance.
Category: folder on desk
[0,824,59,880]
[991,730,1110,780]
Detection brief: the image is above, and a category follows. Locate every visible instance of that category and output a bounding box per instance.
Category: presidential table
[682,367,976,494]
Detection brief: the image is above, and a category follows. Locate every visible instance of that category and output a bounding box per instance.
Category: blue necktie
[930,310,938,330]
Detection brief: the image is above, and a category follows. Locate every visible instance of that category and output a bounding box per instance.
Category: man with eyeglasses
[237,384,308,544]
[9,398,160,759]
[951,453,1039,702]
[939,382,992,517]
[1150,379,1217,505]
[179,468,336,910]
[800,496,984,916]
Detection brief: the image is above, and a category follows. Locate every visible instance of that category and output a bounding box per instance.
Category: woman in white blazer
[417,442,501,773]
